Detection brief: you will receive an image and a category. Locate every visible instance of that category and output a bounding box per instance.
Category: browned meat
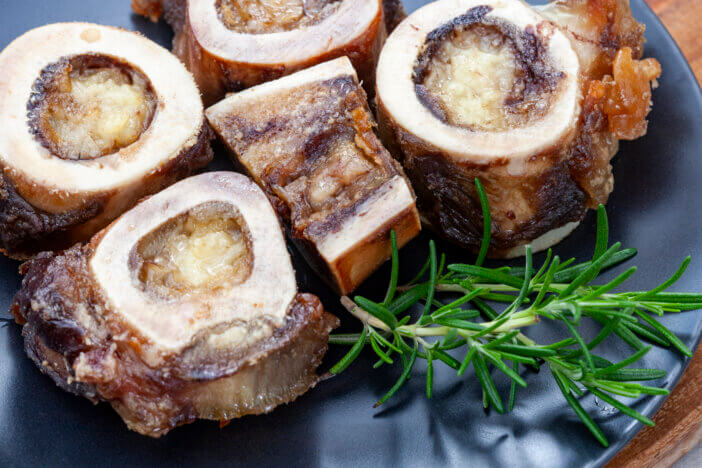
[0,23,212,259]
[11,172,338,437]
[207,57,421,294]
[376,0,660,258]
[131,0,395,104]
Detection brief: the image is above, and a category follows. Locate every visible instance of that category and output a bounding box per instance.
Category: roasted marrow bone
[0,23,212,259]
[11,172,338,437]
[207,57,421,294]
[376,0,660,258]
[131,0,406,104]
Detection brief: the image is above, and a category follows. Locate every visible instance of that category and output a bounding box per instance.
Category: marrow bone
[207,57,421,294]
[11,172,338,436]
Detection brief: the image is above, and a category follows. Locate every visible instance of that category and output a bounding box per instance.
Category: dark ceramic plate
[1,1,700,467]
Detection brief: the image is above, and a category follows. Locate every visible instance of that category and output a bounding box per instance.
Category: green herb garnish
[329,179,701,447]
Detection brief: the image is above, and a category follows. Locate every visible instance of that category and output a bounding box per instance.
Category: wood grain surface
[608,1,702,466]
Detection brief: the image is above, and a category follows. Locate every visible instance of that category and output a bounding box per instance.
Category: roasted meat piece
[0,23,212,259]
[376,0,660,257]
[11,172,338,437]
[207,57,421,294]
[132,0,406,104]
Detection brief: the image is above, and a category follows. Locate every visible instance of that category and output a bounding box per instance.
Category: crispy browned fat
[11,172,338,437]
[0,23,213,260]
[207,57,421,295]
[131,0,406,104]
[376,0,660,258]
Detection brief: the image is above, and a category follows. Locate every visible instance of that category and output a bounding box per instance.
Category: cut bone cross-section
[131,0,406,104]
[0,23,213,259]
[207,57,421,294]
[376,0,660,258]
[11,172,338,437]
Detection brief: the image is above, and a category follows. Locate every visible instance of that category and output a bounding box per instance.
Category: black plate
[1,1,700,467]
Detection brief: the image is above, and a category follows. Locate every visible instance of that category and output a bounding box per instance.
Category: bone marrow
[376,0,660,257]
[216,0,342,34]
[0,23,213,259]
[134,201,253,295]
[11,172,338,437]
[28,54,158,161]
[207,57,421,294]
[131,0,404,104]
[415,18,561,132]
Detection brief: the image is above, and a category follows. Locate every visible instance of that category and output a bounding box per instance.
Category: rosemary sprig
[329,180,701,447]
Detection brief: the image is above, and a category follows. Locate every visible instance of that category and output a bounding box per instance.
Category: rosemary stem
[434,282,592,296]
[398,315,540,338]
[341,296,391,331]
[328,191,701,448]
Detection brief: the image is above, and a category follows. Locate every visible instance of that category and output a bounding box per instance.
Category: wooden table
[608,1,702,466]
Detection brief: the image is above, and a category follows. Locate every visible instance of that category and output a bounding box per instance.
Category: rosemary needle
[329,180,702,446]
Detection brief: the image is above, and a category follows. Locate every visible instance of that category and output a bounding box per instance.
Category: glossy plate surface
[0,1,700,467]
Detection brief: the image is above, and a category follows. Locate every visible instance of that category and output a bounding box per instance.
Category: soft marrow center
[134,202,253,298]
[29,54,157,161]
[415,18,561,132]
[216,0,342,34]
[307,138,377,210]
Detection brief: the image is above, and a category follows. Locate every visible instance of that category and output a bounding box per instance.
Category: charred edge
[27,54,158,161]
[11,248,93,360]
[0,121,213,260]
[289,194,418,295]
[412,6,564,129]
[162,0,187,32]
[0,173,105,260]
[11,246,100,399]
[407,151,586,253]
[288,231,343,293]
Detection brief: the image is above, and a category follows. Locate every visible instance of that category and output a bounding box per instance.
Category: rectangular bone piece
[207,57,421,294]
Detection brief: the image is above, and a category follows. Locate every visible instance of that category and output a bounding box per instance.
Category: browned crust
[0,121,213,260]
[135,0,388,105]
[11,237,338,437]
[559,0,646,78]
